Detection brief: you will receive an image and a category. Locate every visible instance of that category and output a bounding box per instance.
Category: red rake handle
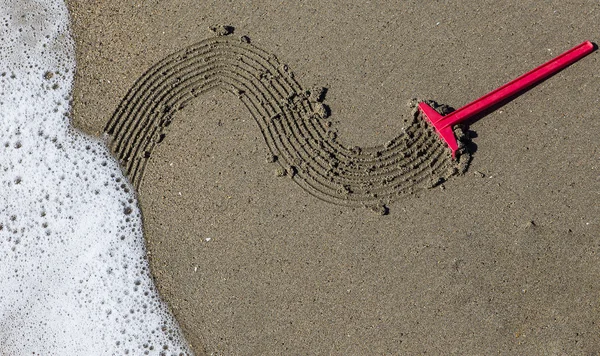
[437,40,596,129]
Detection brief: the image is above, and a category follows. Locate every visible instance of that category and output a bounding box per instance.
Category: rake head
[418,102,460,158]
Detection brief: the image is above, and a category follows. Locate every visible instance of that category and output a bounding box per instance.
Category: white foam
[0,0,191,354]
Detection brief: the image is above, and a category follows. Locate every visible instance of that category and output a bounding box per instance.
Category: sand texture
[67,1,600,354]
[103,33,470,210]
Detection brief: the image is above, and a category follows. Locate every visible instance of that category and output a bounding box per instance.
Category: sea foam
[0,0,191,354]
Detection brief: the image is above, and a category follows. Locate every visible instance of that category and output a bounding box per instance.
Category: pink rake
[418,41,595,157]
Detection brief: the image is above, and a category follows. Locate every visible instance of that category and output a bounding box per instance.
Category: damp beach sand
[66,1,600,354]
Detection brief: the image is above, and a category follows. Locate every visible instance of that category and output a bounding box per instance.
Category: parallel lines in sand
[105,35,467,209]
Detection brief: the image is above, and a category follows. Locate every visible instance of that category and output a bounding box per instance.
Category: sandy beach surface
[67,1,600,354]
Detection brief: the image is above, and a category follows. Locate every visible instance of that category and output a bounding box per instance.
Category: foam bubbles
[0,0,191,354]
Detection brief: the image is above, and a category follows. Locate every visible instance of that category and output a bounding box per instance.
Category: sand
[66,1,600,354]
[102,32,471,210]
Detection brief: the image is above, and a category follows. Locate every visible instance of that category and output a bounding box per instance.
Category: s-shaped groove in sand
[104,33,471,211]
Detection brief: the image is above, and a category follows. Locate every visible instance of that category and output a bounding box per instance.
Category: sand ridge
[105,29,470,213]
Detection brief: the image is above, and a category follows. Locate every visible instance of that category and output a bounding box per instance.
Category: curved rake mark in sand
[105,35,468,210]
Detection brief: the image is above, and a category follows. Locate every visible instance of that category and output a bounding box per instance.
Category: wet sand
[67,1,600,354]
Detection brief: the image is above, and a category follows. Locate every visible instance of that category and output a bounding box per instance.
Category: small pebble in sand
[370,203,389,216]
[209,25,234,36]
[287,166,298,178]
[266,154,278,163]
[313,102,329,118]
[275,167,287,177]
[240,35,251,43]
[308,86,326,102]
